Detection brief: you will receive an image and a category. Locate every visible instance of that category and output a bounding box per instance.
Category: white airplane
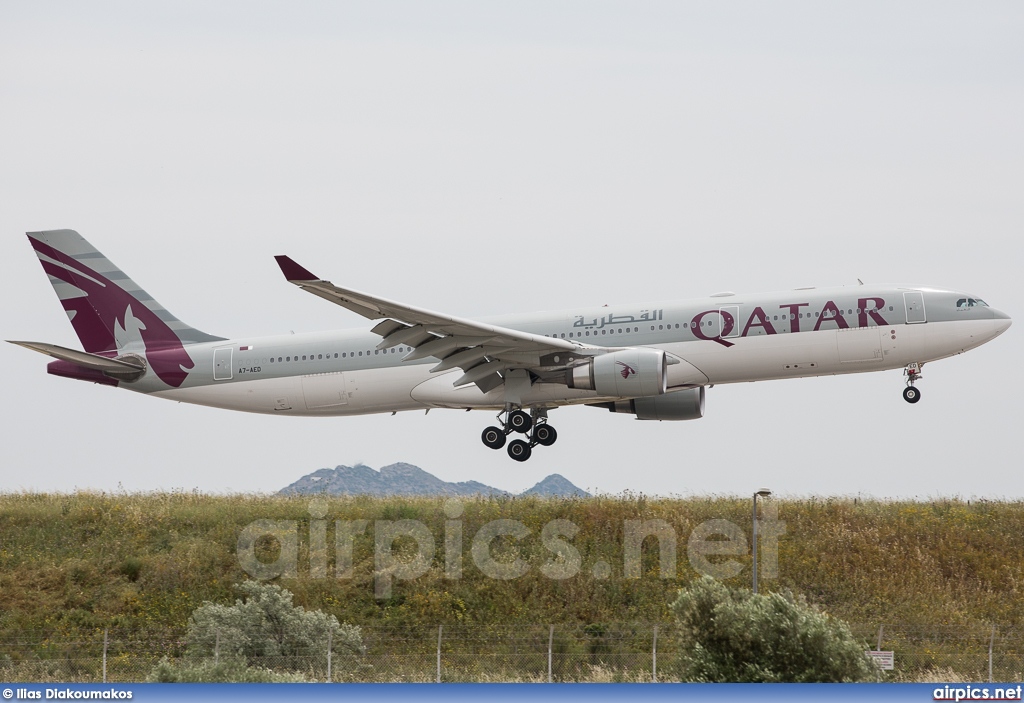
[11,230,1012,461]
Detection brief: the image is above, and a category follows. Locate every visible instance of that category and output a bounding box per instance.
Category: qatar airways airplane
[10,229,1012,462]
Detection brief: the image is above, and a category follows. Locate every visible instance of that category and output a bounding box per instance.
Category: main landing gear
[481,407,557,462]
[903,363,923,404]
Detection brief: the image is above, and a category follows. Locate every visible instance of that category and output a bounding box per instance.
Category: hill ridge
[278,462,591,498]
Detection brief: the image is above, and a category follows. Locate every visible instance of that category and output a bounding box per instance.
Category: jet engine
[566,348,666,397]
[592,386,706,421]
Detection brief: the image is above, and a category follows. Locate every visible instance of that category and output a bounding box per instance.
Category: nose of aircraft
[988,307,1012,335]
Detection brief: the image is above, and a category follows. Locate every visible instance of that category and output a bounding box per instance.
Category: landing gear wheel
[507,439,532,462]
[533,424,557,447]
[508,410,532,433]
[903,386,921,404]
[481,426,507,450]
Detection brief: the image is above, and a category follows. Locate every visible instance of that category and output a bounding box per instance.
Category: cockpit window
[956,298,989,308]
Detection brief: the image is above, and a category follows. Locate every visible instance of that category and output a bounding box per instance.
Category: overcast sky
[1,2,1021,498]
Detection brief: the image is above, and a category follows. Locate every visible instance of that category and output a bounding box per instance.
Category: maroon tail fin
[27,229,224,386]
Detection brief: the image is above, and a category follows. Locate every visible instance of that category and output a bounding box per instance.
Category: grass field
[1,492,1023,680]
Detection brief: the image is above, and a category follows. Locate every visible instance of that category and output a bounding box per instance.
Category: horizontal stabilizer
[8,340,146,375]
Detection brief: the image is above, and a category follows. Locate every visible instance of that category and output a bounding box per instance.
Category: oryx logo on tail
[27,230,223,388]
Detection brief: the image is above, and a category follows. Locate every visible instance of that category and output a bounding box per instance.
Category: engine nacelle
[596,386,706,421]
[567,348,666,397]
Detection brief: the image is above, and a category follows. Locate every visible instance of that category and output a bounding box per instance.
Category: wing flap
[453,360,507,388]
[371,319,407,338]
[431,346,513,373]
[377,324,436,350]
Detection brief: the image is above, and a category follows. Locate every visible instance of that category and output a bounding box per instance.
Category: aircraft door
[904,292,927,324]
[213,347,233,380]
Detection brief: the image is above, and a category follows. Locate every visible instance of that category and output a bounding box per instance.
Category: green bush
[147,657,306,682]
[186,581,363,670]
[119,557,143,582]
[671,576,879,682]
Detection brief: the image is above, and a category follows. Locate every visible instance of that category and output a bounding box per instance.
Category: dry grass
[1,491,1022,681]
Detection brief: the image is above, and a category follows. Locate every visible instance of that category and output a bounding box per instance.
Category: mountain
[520,473,591,498]
[278,463,589,498]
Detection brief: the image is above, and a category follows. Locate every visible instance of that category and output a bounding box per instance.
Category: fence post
[102,629,108,684]
[215,629,220,665]
[876,625,884,651]
[548,625,554,683]
[652,625,658,683]
[327,630,333,683]
[989,625,996,683]
[436,625,442,683]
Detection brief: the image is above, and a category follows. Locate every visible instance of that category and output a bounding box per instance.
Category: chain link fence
[848,625,1024,683]
[2,624,1023,683]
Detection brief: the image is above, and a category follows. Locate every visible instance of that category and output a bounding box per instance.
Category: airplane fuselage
[16,229,1010,461]
[106,285,1010,416]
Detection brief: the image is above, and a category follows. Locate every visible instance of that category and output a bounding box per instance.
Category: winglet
[274,255,320,281]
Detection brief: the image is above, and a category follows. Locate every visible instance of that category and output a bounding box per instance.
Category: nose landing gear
[480,406,557,461]
[903,363,923,404]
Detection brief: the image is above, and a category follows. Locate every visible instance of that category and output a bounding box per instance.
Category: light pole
[752,488,772,594]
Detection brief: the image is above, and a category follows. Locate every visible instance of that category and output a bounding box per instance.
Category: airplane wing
[275,256,594,392]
